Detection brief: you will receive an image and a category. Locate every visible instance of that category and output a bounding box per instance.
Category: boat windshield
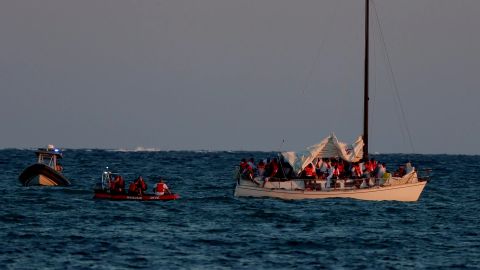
[100,170,120,190]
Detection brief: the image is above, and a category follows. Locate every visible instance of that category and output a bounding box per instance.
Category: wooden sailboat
[234,0,428,201]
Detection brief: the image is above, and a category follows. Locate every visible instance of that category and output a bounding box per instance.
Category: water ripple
[0,150,479,269]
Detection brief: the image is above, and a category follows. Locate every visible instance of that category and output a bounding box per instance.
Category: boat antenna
[363,0,370,161]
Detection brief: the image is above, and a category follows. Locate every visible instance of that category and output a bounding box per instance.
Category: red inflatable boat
[94,191,179,201]
[93,169,179,201]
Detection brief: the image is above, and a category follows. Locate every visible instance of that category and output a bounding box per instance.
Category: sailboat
[234,0,428,201]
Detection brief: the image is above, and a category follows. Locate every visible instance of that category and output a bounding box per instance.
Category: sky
[1,0,479,154]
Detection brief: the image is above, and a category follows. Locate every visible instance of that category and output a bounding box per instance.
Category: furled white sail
[281,134,364,174]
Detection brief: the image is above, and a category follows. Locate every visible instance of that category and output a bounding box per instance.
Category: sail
[281,134,364,174]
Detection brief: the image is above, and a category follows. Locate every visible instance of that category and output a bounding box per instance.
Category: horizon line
[0,147,478,156]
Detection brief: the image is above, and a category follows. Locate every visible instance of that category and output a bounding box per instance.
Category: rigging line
[372,0,416,153]
[372,1,407,148]
[372,1,406,147]
[300,3,338,94]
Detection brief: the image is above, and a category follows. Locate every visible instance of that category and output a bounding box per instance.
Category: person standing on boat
[320,159,331,177]
[325,164,338,189]
[154,179,170,196]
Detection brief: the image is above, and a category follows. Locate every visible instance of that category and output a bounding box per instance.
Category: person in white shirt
[405,161,415,174]
[320,159,330,174]
[247,158,256,170]
[325,165,335,189]
[376,163,386,179]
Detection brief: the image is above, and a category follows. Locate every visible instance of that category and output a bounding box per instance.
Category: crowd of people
[239,157,288,180]
[239,156,414,182]
[108,175,170,196]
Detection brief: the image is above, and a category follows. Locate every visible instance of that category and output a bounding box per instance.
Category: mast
[363,0,369,161]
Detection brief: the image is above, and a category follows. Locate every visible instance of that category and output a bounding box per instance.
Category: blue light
[54,148,59,152]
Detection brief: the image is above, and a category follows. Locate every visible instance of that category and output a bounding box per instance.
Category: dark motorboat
[93,169,179,201]
[18,145,71,186]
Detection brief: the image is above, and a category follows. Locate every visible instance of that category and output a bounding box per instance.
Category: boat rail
[238,171,421,192]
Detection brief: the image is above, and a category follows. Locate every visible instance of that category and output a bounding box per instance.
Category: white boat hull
[234,177,427,202]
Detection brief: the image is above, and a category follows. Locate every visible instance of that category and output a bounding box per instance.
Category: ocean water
[0,149,479,269]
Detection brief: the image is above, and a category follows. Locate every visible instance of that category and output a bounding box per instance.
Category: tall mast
[363,0,369,161]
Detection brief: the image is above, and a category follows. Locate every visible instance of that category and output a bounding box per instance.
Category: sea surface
[0,149,479,269]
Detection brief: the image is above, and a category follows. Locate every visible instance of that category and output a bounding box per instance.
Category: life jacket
[305,166,315,177]
[156,183,166,193]
[128,182,136,193]
[354,165,362,177]
[333,167,340,177]
[271,162,279,176]
[337,163,344,174]
[239,161,247,170]
[364,162,370,172]
[365,161,375,172]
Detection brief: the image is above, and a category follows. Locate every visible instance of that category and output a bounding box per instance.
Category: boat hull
[18,164,71,186]
[93,192,179,201]
[234,179,427,202]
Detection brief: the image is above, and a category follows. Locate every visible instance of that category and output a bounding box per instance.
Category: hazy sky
[1,0,479,154]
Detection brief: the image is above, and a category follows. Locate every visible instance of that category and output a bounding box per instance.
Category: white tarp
[281,133,364,174]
